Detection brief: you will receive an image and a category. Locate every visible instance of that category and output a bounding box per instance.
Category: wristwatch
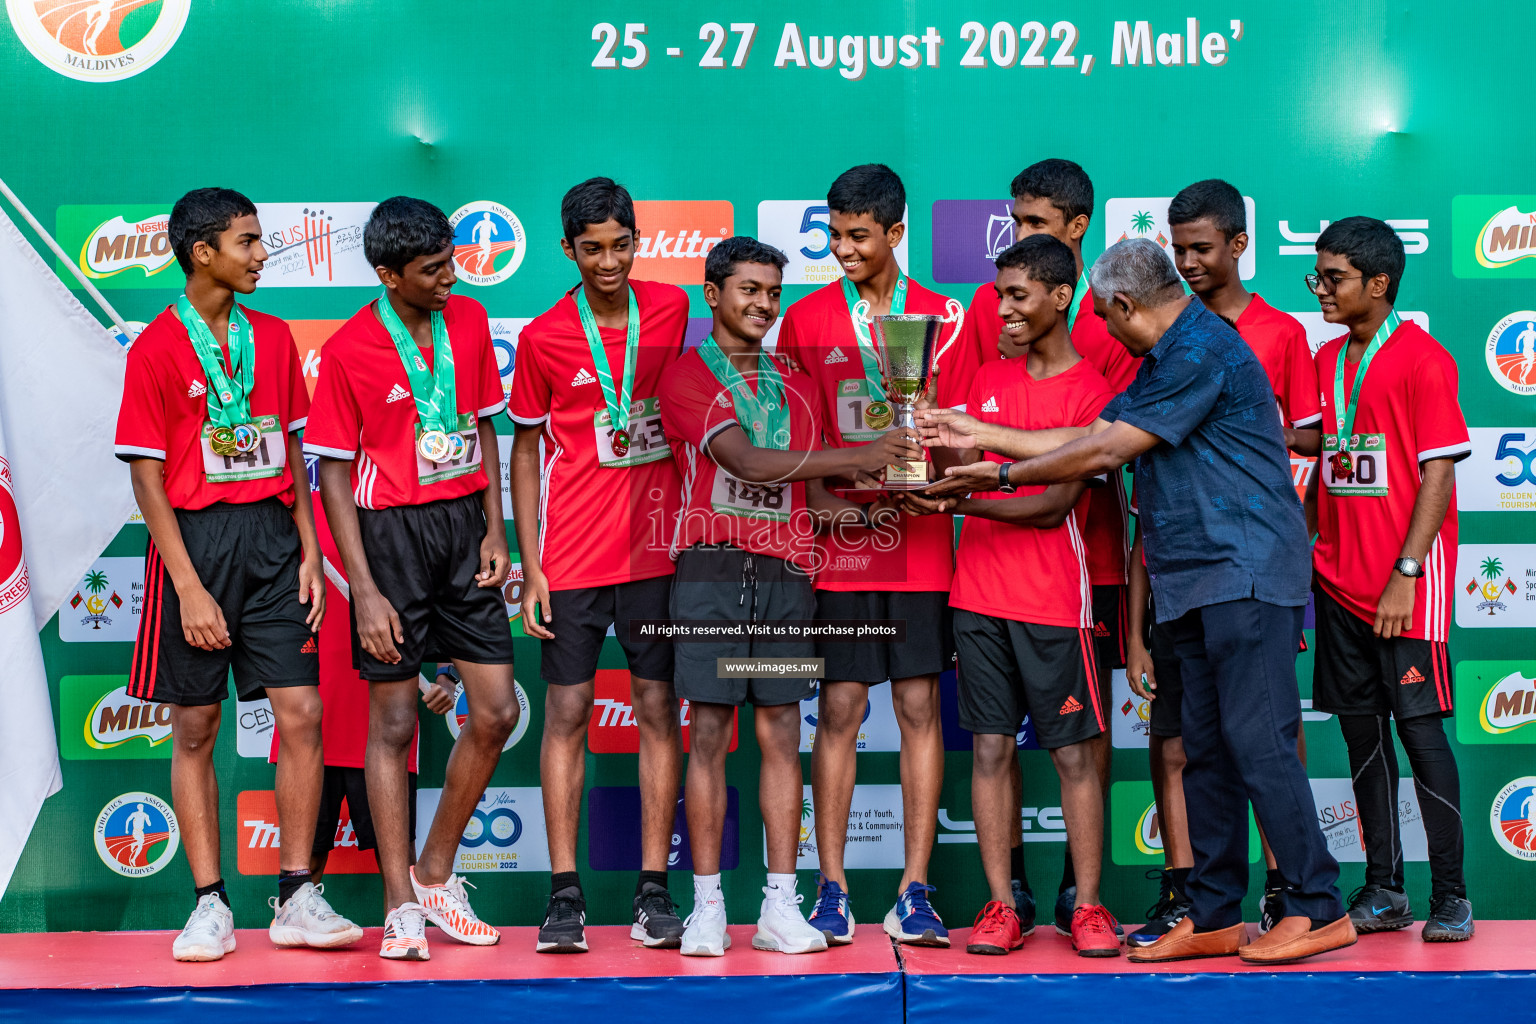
[997,462,1018,493]
[1394,556,1425,579]
[857,503,874,530]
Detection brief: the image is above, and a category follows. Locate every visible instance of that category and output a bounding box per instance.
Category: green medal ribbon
[178,294,255,427]
[576,285,641,454]
[698,336,790,451]
[1065,269,1090,333]
[1331,310,1402,475]
[841,272,907,403]
[377,290,457,435]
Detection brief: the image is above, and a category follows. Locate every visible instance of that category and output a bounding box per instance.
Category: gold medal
[209,426,239,457]
[863,401,893,430]
[418,429,452,463]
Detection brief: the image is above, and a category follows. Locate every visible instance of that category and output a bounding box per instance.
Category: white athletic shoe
[380,902,430,961]
[173,894,236,962]
[680,891,731,957]
[411,866,500,945]
[753,885,829,954]
[268,882,364,949]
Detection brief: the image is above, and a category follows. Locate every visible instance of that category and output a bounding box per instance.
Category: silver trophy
[851,298,965,489]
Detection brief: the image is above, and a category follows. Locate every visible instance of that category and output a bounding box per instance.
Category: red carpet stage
[1,922,1532,1021]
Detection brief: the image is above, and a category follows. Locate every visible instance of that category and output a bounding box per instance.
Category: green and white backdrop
[1,0,1533,931]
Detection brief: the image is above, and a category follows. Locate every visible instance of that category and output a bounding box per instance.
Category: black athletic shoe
[536,887,588,953]
[1127,870,1191,948]
[631,884,686,948]
[1421,894,1474,942]
[1346,884,1414,933]
[1011,880,1037,937]
[1259,885,1284,935]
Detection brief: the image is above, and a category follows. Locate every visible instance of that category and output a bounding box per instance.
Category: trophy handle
[849,298,890,379]
[850,298,873,326]
[931,298,966,374]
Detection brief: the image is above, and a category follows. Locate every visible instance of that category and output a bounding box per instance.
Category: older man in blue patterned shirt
[919,237,1351,965]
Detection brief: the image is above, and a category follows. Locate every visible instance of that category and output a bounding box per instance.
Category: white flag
[0,204,136,892]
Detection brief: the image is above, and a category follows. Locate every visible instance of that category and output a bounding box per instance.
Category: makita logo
[385,383,410,403]
[571,367,597,386]
[588,669,729,754]
[187,379,206,398]
[825,347,850,365]
[981,396,999,413]
[594,697,692,730]
[630,201,734,286]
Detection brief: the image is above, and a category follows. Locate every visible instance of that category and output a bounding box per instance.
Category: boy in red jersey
[951,159,1129,934]
[776,164,962,947]
[1125,179,1324,945]
[915,235,1119,958]
[660,236,918,958]
[115,187,358,961]
[1307,217,1472,942]
[508,178,687,953]
[305,197,519,961]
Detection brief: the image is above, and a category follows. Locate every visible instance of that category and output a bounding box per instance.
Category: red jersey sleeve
[775,309,804,367]
[1279,323,1321,429]
[660,361,728,452]
[1410,344,1472,464]
[279,323,311,433]
[506,324,551,427]
[302,345,362,460]
[114,342,168,461]
[471,307,505,418]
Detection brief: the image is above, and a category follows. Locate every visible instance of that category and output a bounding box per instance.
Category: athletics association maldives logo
[94,791,178,877]
[1487,312,1536,395]
[445,677,531,752]
[449,201,526,286]
[7,0,189,81]
[0,459,28,615]
[1490,777,1536,860]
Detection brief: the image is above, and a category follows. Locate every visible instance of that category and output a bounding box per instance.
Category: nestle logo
[630,201,733,285]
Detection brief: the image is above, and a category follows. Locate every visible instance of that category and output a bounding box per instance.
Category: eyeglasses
[1305,272,1363,294]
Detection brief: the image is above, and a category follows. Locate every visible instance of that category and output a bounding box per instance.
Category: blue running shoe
[1011,880,1037,937]
[809,874,855,945]
[884,882,950,947]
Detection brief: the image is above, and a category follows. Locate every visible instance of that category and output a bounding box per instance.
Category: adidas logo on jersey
[300,637,318,654]
[571,368,597,386]
[1400,665,1425,685]
[187,379,207,398]
[825,346,849,365]
[981,396,999,413]
[1093,621,1111,637]
[715,393,732,409]
[1059,696,1083,715]
[385,383,411,403]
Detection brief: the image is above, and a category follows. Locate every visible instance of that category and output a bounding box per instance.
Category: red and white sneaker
[965,900,1024,955]
[1071,903,1122,958]
[380,902,429,961]
[411,866,500,945]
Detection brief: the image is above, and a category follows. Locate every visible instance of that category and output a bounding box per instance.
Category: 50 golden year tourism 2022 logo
[7,1,189,82]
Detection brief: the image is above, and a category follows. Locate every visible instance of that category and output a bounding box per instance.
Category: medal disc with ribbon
[1330,310,1401,488]
[576,286,641,461]
[376,291,463,465]
[178,294,266,460]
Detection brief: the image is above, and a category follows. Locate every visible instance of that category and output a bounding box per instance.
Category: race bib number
[1322,432,1389,497]
[595,396,671,468]
[416,412,482,485]
[710,470,794,522]
[834,378,884,443]
[202,414,285,483]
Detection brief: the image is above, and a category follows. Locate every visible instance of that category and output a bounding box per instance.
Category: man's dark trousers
[1167,597,1345,928]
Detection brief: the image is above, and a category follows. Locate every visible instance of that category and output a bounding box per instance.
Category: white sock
[693,873,722,905]
[766,873,797,896]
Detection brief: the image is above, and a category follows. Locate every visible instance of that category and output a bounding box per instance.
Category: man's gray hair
[1089,238,1183,307]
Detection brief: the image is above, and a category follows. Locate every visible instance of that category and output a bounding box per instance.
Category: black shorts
[130,499,319,707]
[355,493,516,682]
[953,609,1105,749]
[1147,616,1185,738]
[541,575,675,684]
[670,544,817,707]
[1311,585,1453,720]
[1091,584,1128,676]
[814,589,954,683]
[312,766,417,857]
